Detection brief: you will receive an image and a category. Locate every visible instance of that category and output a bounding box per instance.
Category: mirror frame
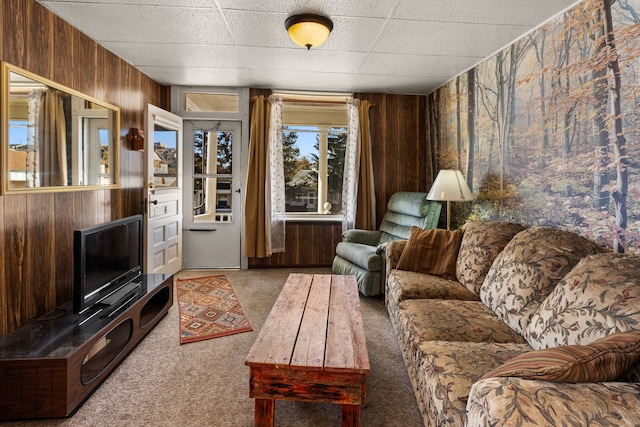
[1,61,121,194]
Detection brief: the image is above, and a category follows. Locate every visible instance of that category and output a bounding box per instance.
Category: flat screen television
[73,215,143,314]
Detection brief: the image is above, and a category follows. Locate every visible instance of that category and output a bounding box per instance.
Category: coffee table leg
[255,398,274,427]
[340,404,360,427]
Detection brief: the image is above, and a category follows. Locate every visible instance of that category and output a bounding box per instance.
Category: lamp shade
[426,170,474,202]
[285,14,333,49]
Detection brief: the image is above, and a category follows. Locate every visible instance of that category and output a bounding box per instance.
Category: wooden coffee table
[245,273,370,427]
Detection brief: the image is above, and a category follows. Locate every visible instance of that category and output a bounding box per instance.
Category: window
[283,125,346,214]
[183,93,239,113]
[280,99,349,215]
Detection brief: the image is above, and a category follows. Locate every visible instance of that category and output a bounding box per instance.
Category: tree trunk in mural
[551,11,577,198]
[591,8,611,209]
[428,91,441,180]
[558,20,575,162]
[531,29,550,149]
[466,68,476,190]
[508,44,518,157]
[497,51,507,189]
[603,0,629,253]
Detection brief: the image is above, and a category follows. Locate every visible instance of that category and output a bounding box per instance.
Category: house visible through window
[280,96,349,215]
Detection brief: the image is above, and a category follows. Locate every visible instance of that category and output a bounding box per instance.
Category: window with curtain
[277,94,350,216]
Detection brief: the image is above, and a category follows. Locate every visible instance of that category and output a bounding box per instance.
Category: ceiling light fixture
[285,13,333,50]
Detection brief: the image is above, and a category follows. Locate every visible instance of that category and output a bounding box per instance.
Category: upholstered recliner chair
[332,192,441,296]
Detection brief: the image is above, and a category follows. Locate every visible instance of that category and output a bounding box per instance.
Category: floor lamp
[426,170,474,230]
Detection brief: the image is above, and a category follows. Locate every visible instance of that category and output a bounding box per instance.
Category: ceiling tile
[41,0,216,4]
[251,69,355,92]
[217,0,397,18]
[373,20,530,57]
[239,47,367,74]
[393,0,579,26]
[137,66,254,87]
[101,43,247,69]
[41,3,229,44]
[352,75,446,94]
[360,53,481,78]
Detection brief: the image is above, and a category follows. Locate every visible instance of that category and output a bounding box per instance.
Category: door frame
[143,104,183,275]
[182,120,243,268]
[170,86,250,269]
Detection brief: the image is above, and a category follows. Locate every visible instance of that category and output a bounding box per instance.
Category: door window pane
[193,177,233,223]
[193,130,233,175]
[191,128,234,223]
[153,125,178,188]
[216,131,232,175]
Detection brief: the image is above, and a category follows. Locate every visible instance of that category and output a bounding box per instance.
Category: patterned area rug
[176,275,252,344]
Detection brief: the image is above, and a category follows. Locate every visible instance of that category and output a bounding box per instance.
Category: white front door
[144,104,183,275]
[182,120,243,268]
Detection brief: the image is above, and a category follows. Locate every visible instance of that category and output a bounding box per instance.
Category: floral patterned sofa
[385,221,640,427]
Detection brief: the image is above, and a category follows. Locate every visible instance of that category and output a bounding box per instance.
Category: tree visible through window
[283,125,347,214]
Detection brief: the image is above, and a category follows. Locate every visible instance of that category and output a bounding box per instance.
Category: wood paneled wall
[0,0,169,337]
[247,91,434,268]
[248,221,343,268]
[355,93,432,226]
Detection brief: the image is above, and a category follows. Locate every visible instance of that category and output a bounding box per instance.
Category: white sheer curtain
[341,99,360,231]
[27,89,42,188]
[267,95,286,253]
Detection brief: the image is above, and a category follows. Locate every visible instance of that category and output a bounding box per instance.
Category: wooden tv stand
[0,274,173,420]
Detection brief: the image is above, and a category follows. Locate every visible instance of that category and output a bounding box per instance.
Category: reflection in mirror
[2,62,120,193]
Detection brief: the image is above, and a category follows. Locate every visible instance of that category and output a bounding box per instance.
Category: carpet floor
[1,268,423,427]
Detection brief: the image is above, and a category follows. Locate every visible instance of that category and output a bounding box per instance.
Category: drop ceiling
[37,0,580,95]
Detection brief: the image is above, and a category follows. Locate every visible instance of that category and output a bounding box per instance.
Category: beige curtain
[38,89,68,186]
[355,100,376,230]
[243,96,271,258]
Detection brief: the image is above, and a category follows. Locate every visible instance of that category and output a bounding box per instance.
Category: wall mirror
[1,62,120,194]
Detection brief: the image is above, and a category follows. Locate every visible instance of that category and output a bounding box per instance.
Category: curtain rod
[249,96,376,107]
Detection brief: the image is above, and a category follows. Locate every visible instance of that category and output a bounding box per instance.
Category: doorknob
[235,188,241,193]
[149,200,158,205]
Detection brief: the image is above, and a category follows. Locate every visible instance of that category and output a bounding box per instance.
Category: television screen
[73,215,143,314]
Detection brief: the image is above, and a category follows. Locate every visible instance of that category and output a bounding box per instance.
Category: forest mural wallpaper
[429,0,640,254]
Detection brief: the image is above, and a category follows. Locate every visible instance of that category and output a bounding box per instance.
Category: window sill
[285,214,343,223]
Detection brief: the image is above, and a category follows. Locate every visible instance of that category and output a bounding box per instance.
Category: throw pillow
[396,227,464,280]
[481,330,640,382]
[479,226,604,337]
[526,252,640,350]
[455,221,527,295]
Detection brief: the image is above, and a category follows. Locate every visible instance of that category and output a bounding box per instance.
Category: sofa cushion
[417,341,530,427]
[456,221,527,295]
[467,377,640,427]
[398,299,526,344]
[396,227,464,279]
[482,330,640,382]
[334,241,382,271]
[527,252,640,350]
[480,227,603,337]
[387,269,480,306]
[386,270,480,333]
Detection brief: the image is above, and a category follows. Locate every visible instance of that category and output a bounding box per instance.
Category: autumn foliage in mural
[430,0,640,254]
